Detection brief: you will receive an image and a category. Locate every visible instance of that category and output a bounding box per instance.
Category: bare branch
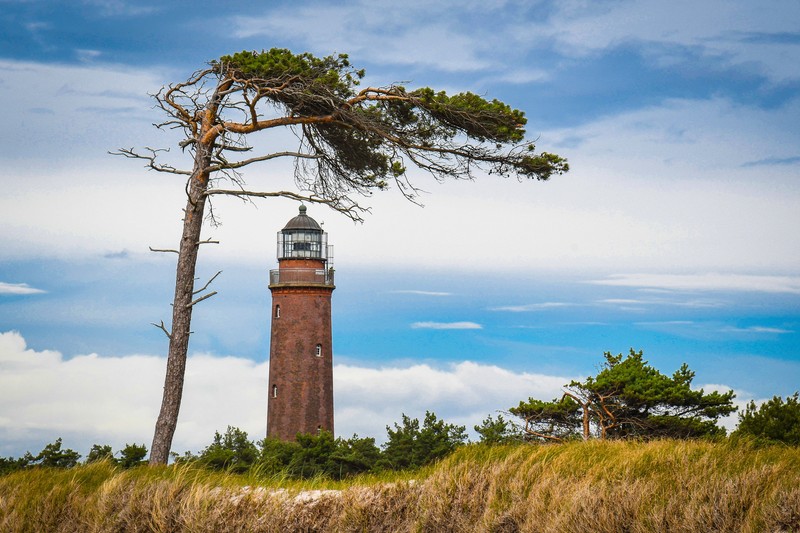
[193,270,222,296]
[149,246,179,254]
[562,390,592,441]
[203,113,336,143]
[197,239,219,245]
[206,151,322,173]
[522,426,564,442]
[186,291,217,308]
[206,188,368,221]
[214,143,253,153]
[159,67,214,125]
[151,320,172,339]
[110,148,192,175]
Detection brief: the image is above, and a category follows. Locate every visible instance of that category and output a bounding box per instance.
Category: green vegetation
[117,443,149,468]
[473,414,523,444]
[1,440,798,532]
[180,413,462,479]
[23,437,81,468]
[3,351,798,530]
[735,392,800,445]
[380,411,466,470]
[511,349,736,441]
[1,440,147,476]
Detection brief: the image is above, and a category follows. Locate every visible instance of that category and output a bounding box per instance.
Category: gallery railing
[269,268,335,287]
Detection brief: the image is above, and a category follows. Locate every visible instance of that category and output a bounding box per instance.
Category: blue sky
[1,0,799,458]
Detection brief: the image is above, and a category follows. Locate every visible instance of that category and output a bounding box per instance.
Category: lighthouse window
[283,233,322,258]
[315,344,322,357]
[272,385,278,398]
[275,305,281,318]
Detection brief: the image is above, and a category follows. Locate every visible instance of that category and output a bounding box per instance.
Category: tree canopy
[511,349,736,441]
[474,414,523,445]
[117,48,568,464]
[380,411,467,469]
[23,438,81,468]
[198,426,259,473]
[125,48,569,218]
[176,415,460,478]
[734,393,800,445]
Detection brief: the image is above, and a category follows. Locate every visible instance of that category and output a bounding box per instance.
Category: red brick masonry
[267,257,334,441]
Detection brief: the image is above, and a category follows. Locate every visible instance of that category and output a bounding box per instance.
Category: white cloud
[635,320,793,339]
[702,383,759,433]
[0,330,266,457]
[600,299,645,305]
[229,0,799,86]
[0,282,46,295]
[410,321,483,330]
[533,0,800,83]
[490,302,574,312]
[718,325,793,334]
[3,330,794,456]
[81,0,160,17]
[0,330,569,458]
[1,63,798,276]
[390,290,452,297]
[597,297,725,310]
[316,97,799,274]
[4,353,163,438]
[76,49,102,62]
[589,273,800,294]
[230,3,497,73]
[335,361,570,439]
[638,320,695,326]
[0,59,167,163]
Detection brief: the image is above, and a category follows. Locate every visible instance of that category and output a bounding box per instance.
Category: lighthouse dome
[282,205,322,232]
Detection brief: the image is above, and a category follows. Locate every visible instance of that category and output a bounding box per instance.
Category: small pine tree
[0,456,28,475]
[86,444,115,464]
[735,392,800,445]
[474,414,522,445]
[25,438,81,468]
[118,443,148,468]
[199,427,258,472]
[381,411,466,470]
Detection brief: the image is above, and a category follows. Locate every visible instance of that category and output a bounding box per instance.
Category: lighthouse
[267,205,335,441]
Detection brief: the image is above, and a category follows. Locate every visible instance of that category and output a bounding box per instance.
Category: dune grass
[1,439,798,532]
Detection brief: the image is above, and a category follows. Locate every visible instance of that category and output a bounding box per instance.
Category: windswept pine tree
[511,349,736,441]
[116,48,568,464]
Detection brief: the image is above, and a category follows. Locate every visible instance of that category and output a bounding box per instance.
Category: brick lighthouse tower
[267,205,335,441]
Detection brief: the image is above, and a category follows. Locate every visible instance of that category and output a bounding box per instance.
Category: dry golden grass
[1,439,798,532]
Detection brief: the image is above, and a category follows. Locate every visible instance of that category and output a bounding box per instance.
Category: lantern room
[276,204,331,263]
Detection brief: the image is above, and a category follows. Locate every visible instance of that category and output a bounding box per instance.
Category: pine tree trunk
[149,150,211,465]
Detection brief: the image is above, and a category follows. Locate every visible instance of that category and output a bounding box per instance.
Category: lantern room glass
[277,230,329,260]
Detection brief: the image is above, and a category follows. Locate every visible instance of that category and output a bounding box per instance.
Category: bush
[199,426,259,473]
[380,411,467,469]
[474,414,522,444]
[118,443,148,468]
[25,437,81,468]
[735,392,800,445]
[86,444,115,464]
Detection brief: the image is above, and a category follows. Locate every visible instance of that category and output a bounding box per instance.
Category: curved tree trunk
[148,76,231,465]
[149,151,211,465]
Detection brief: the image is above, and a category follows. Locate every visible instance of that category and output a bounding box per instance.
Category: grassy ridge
[1,439,798,532]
